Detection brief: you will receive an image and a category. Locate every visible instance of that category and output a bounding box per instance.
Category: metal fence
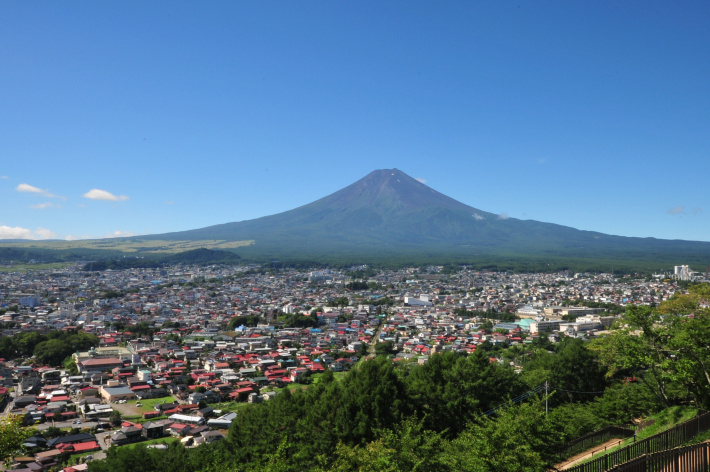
[609,441,710,472]
[559,426,636,460]
[565,411,710,472]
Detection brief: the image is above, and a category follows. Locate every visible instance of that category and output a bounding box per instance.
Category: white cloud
[415,177,427,184]
[34,227,57,239]
[104,230,136,238]
[63,230,138,240]
[498,213,509,220]
[472,213,484,220]
[0,225,56,240]
[17,183,44,193]
[667,206,703,216]
[0,226,33,239]
[83,189,129,201]
[16,183,62,199]
[30,202,60,210]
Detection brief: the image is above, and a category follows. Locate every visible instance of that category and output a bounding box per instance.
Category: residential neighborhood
[0,262,694,470]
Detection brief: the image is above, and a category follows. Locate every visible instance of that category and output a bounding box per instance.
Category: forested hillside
[88,285,710,472]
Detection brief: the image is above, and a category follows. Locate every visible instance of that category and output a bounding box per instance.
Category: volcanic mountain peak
[310,168,490,216]
[133,168,710,265]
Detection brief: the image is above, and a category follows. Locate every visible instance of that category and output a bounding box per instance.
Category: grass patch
[117,437,178,450]
[125,396,177,413]
[635,406,698,440]
[210,401,251,412]
[0,262,72,273]
[576,406,700,466]
[310,372,347,384]
[0,239,253,254]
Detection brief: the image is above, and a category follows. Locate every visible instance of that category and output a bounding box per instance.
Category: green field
[0,238,253,254]
[118,437,179,450]
[0,262,73,273]
[125,396,177,413]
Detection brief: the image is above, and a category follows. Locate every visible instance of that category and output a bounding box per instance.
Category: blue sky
[1,1,709,242]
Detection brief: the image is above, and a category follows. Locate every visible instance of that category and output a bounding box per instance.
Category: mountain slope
[136,169,710,262]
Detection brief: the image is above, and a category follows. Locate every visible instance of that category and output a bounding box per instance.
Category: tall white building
[674,265,692,281]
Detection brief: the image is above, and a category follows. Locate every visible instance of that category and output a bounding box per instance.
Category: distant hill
[160,248,241,265]
[134,169,710,266]
[80,248,242,271]
[4,169,710,270]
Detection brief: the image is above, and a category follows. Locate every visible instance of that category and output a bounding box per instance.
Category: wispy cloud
[16,183,63,199]
[667,206,703,216]
[34,228,57,239]
[104,230,136,238]
[65,229,138,241]
[498,213,509,220]
[0,225,56,240]
[165,200,174,205]
[0,176,8,180]
[472,213,484,220]
[536,158,548,165]
[30,202,60,210]
[83,189,129,201]
[415,177,427,184]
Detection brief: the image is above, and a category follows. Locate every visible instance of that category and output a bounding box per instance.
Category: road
[2,385,19,415]
[35,419,100,430]
[368,314,388,357]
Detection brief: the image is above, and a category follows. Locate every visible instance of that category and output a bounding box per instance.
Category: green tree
[330,297,350,307]
[0,415,34,464]
[592,305,674,406]
[405,351,526,437]
[64,357,79,375]
[34,339,72,366]
[441,401,561,472]
[523,338,607,405]
[110,410,123,427]
[319,422,446,472]
[373,341,396,357]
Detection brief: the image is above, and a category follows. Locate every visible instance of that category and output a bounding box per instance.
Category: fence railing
[564,411,710,472]
[558,426,636,461]
[608,440,710,472]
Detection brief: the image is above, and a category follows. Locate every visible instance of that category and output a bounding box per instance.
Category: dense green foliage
[0,330,98,366]
[81,248,242,271]
[228,315,263,329]
[0,415,35,464]
[82,284,710,471]
[345,281,369,291]
[454,307,516,322]
[89,352,586,472]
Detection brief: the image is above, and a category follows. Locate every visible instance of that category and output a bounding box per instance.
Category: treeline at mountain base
[89,285,710,472]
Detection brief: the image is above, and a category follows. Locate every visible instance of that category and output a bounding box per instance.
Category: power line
[482,383,547,416]
[548,385,606,395]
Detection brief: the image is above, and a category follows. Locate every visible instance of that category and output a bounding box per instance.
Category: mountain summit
[142,169,710,262]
